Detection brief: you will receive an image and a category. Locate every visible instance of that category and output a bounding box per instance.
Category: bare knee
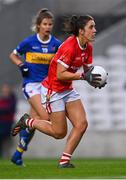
[53,130,67,139]
[76,120,88,134]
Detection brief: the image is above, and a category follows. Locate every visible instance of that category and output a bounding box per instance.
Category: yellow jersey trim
[16,146,24,153]
[26,52,55,64]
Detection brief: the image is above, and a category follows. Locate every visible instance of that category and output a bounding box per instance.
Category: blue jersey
[14,34,61,84]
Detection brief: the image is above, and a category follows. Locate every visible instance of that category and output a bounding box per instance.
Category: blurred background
[0,0,126,159]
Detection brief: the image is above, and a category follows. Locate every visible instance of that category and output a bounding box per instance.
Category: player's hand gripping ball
[91,66,108,88]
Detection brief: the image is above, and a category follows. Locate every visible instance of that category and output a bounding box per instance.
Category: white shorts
[41,85,81,113]
[22,82,41,99]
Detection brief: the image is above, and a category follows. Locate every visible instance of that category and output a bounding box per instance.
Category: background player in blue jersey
[9,8,61,166]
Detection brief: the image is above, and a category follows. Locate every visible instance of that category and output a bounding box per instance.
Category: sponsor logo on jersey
[32,46,40,50]
[26,52,55,64]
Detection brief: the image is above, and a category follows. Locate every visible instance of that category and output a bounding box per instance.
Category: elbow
[9,52,13,60]
[57,72,63,80]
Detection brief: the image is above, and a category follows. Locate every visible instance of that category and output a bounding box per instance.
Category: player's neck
[38,33,50,42]
[77,36,87,49]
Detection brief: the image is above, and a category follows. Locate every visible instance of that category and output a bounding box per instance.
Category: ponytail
[63,15,94,36]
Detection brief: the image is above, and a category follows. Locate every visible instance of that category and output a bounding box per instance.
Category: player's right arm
[9,50,29,77]
[9,37,28,65]
[57,62,81,81]
[9,52,22,66]
[56,45,81,81]
[9,38,29,77]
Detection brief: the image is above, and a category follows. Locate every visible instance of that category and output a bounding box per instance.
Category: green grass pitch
[0,158,126,179]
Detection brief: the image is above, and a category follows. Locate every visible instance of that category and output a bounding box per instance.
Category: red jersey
[42,35,93,92]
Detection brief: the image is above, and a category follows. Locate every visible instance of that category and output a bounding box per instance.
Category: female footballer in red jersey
[12,15,106,168]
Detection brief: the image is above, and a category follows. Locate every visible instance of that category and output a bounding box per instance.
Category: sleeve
[13,38,29,56]
[57,44,74,69]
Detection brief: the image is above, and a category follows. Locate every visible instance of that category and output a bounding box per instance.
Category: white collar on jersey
[76,37,87,50]
[37,33,52,44]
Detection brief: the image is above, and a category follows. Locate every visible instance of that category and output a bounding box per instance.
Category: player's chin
[90,36,95,42]
[87,36,95,42]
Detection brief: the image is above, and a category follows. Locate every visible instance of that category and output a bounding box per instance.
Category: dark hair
[31,8,54,32]
[63,15,94,36]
